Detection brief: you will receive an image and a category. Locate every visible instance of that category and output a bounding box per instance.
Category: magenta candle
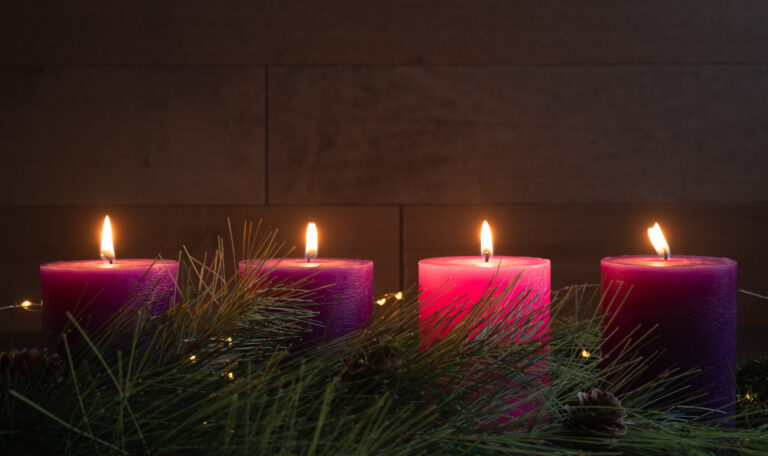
[239,258,373,343]
[601,224,737,414]
[418,222,550,420]
[40,216,178,342]
[238,223,373,343]
[41,259,179,342]
[419,257,551,344]
[419,222,551,344]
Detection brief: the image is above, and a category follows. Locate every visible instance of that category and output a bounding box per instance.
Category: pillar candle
[238,223,373,343]
[41,259,179,342]
[601,223,737,414]
[41,216,178,342]
[419,222,550,344]
[418,222,550,420]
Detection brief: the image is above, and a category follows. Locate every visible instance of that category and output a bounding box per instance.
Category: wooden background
[1,2,766,359]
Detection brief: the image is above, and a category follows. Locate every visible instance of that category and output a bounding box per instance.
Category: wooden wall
[1,2,767,358]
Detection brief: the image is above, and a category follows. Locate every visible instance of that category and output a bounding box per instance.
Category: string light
[741,392,758,404]
[189,355,197,363]
[227,372,234,380]
[375,291,404,306]
[581,349,592,358]
[225,337,233,346]
[0,300,42,312]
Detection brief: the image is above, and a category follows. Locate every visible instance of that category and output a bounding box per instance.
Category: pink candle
[239,223,373,344]
[419,221,550,420]
[601,223,737,414]
[419,222,551,344]
[40,216,178,342]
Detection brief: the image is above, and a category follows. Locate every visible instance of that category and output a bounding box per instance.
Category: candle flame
[647,222,670,260]
[305,222,318,261]
[100,215,115,263]
[480,220,493,261]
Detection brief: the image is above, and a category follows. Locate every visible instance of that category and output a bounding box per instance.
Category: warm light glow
[226,337,233,346]
[227,372,235,380]
[376,298,387,306]
[647,222,670,260]
[305,222,318,261]
[189,355,197,362]
[581,349,591,358]
[480,220,493,261]
[394,291,403,300]
[100,215,115,263]
[20,300,32,309]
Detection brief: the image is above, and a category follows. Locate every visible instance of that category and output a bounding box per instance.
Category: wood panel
[0,205,400,335]
[402,203,768,332]
[1,2,768,64]
[0,67,265,205]
[269,66,768,205]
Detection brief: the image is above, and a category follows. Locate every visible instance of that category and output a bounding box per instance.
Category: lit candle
[419,221,551,345]
[238,222,373,343]
[601,223,737,414]
[41,216,179,342]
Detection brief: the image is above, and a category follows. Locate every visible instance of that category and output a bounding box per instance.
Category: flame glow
[481,220,493,260]
[305,222,318,261]
[100,215,115,263]
[647,222,670,260]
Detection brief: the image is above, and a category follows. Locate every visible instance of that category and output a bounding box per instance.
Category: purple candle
[601,223,737,414]
[239,223,373,343]
[41,216,178,342]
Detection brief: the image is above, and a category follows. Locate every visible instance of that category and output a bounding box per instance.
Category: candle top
[240,258,372,269]
[41,259,178,270]
[602,255,736,269]
[419,256,549,269]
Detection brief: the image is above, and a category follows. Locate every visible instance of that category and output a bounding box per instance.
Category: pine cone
[0,347,63,392]
[561,389,627,452]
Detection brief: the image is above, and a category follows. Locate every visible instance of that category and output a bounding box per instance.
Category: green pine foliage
[1,221,766,455]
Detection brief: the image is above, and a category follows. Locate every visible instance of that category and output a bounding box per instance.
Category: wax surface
[601,255,737,413]
[239,258,373,343]
[419,256,551,344]
[41,259,179,342]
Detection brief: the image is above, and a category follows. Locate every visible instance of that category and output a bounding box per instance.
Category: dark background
[1,2,766,359]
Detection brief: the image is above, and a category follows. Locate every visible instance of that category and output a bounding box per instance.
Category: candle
[419,221,551,345]
[41,216,179,342]
[239,222,373,343]
[601,223,737,414]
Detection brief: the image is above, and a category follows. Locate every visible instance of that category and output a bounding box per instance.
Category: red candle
[601,223,737,414]
[239,222,373,343]
[41,216,178,342]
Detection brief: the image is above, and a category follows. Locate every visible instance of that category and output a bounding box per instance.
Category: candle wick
[663,251,669,261]
[109,258,114,265]
[306,257,311,263]
[484,252,490,263]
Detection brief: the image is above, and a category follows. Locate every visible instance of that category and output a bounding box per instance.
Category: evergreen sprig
[1,221,766,455]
